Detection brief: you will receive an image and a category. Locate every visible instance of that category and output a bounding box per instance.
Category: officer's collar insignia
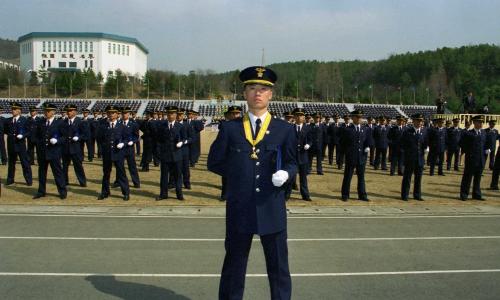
[256,67,266,78]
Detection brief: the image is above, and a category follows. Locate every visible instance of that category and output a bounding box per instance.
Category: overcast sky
[1,0,499,73]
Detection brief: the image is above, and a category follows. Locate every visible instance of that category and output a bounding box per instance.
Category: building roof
[17,32,149,54]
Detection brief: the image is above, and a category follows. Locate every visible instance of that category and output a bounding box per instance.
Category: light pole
[85,77,88,99]
[39,83,43,99]
[178,79,181,101]
[54,80,57,99]
[7,78,11,98]
[341,85,344,103]
[355,85,359,103]
[426,88,430,105]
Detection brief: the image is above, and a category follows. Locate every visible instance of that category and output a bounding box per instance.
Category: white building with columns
[18,32,148,80]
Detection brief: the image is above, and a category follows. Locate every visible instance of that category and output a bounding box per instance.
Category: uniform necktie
[13,118,17,124]
[255,119,261,138]
[111,122,114,129]
[169,123,173,130]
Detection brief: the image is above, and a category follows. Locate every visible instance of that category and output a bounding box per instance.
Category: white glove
[183,140,188,145]
[304,144,310,150]
[16,134,23,139]
[485,149,491,155]
[364,147,370,153]
[272,170,289,187]
[127,141,134,146]
[176,142,183,148]
[117,142,124,149]
[72,136,79,142]
[49,138,57,145]
[425,147,429,153]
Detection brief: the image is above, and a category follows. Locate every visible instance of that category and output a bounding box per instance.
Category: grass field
[0,130,498,207]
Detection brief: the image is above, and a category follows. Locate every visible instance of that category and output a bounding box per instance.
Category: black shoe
[489,186,499,190]
[177,195,185,201]
[184,185,191,190]
[317,172,324,175]
[123,195,130,201]
[155,195,167,201]
[139,169,149,172]
[60,193,67,200]
[341,197,348,202]
[360,197,370,202]
[438,173,445,176]
[402,198,408,201]
[33,193,45,199]
[97,194,109,200]
[80,183,87,187]
[112,183,119,188]
[133,184,141,189]
[168,184,175,189]
[473,196,485,201]
[88,159,93,162]
[5,181,14,186]
[26,182,33,187]
[303,197,312,201]
[390,173,395,176]
[460,197,467,201]
[219,198,226,202]
[415,197,424,201]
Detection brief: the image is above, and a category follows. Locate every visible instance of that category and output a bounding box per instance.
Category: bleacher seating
[47,99,92,113]
[303,103,350,117]
[353,104,400,119]
[0,98,41,114]
[92,99,141,112]
[145,100,193,112]
[400,105,437,120]
[199,103,247,117]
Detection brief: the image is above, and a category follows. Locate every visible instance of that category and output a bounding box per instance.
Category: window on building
[53,41,56,52]
[90,42,93,52]
[84,41,88,52]
[59,62,66,68]
[48,60,51,67]
[48,41,51,52]
[108,43,111,54]
[63,41,67,52]
[70,54,74,58]
[50,54,55,58]
[69,62,77,68]
[122,45,125,55]
[43,41,46,52]
[85,60,88,68]
[58,41,61,52]
[127,45,129,56]
[113,43,116,54]
[62,54,67,58]
[79,42,83,52]
[69,41,72,52]
[90,60,93,68]
[42,60,46,68]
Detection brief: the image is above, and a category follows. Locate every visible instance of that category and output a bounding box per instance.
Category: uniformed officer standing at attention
[340,110,371,201]
[0,106,7,165]
[485,120,498,170]
[286,107,312,201]
[139,110,155,172]
[33,103,67,200]
[5,102,32,186]
[327,114,341,167]
[308,112,326,175]
[156,106,185,201]
[81,109,94,162]
[219,106,242,201]
[96,105,130,201]
[117,106,140,188]
[388,115,406,176]
[446,118,462,171]
[460,115,491,201]
[208,66,297,300]
[373,116,389,171]
[490,141,500,190]
[187,109,204,167]
[176,108,194,190]
[428,117,447,176]
[400,114,429,201]
[61,104,88,187]
[27,106,39,165]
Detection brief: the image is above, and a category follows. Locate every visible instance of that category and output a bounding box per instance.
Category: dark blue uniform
[27,115,39,165]
[490,144,500,189]
[327,122,341,166]
[388,125,405,175]
[401,126,428,200]
[120,119,140,187]
[157,120,184,199]
[308,123,327,174]
[446,126,462,171]
[34,118,67,198]
[366,123,376,166]
[340,124,371,200]
[96,121,130,198]
[179,121,194,189]
[460,129,490,200]
[286,123,311,200]
[428,126,447,175]
[139,118,155,171]
[188,119,204,166]
[61,117,88,187]
[208,117,297,300]
[5,116,32,185]
[373,125,389,170]
[81,117,94,161]
[485,127,498,170]
[0,116,7,164]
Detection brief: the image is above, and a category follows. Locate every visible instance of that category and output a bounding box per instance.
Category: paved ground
[1,205,500,299]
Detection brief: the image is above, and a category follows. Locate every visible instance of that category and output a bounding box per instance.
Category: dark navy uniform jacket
[5,116,31,153]
[388,125,405,151]
[446,126,462,152]
[120,119,139,156]
[96,121,127,161]
[309,123,327,153]
[157,121,184,163]
[429,127,447,153]
[460,129,490,170]
[373,125,389,149]
[485,128,499,151]
[61,117,89,157]
[208,117,298,235]
[340,124,371,165]
[27,116,40,144]
[401,126,428,167]
[327,122,341,145]
[295,124,311,165]
[35,118,64,161]
[179,121,194,157]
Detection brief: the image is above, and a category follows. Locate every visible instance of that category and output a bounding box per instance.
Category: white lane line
[0,213,499,219]
[0,269,500,277]
[1,236,500,242]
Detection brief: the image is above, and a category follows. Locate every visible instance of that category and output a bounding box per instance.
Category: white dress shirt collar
[248,111,268,133]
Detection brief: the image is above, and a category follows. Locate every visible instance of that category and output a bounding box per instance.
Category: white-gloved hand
[117,142,124,149]
[127,141,134,146]
[485,149,491,155]
[183,140,188,145]
[176,142,183,148]
[72,136,79,142]
[425,147,429,153]
[16,134,23,139]
[364,147,370,153]
[272,170,289,187]
[49,138,57,145]
[304,144,310,150]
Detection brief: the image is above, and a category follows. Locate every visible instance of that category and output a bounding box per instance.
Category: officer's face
[108,111,118,121]
[122,112,129,121]
[228,112,240,120]
[176,113,184,121]
[67,110,76,118]
[244,84,273,111]
[314,116,321,123]
[11,108,20,117]
[352,116,361,125]
[397,120,404,126]
[44,110,54,119]
[473,121,483,130]
[414,120,423,128]
[167,112,177,122]
[453,121,459,127]
[30,111,37,117]
[294,115,305,124]
[83,112,89,118]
